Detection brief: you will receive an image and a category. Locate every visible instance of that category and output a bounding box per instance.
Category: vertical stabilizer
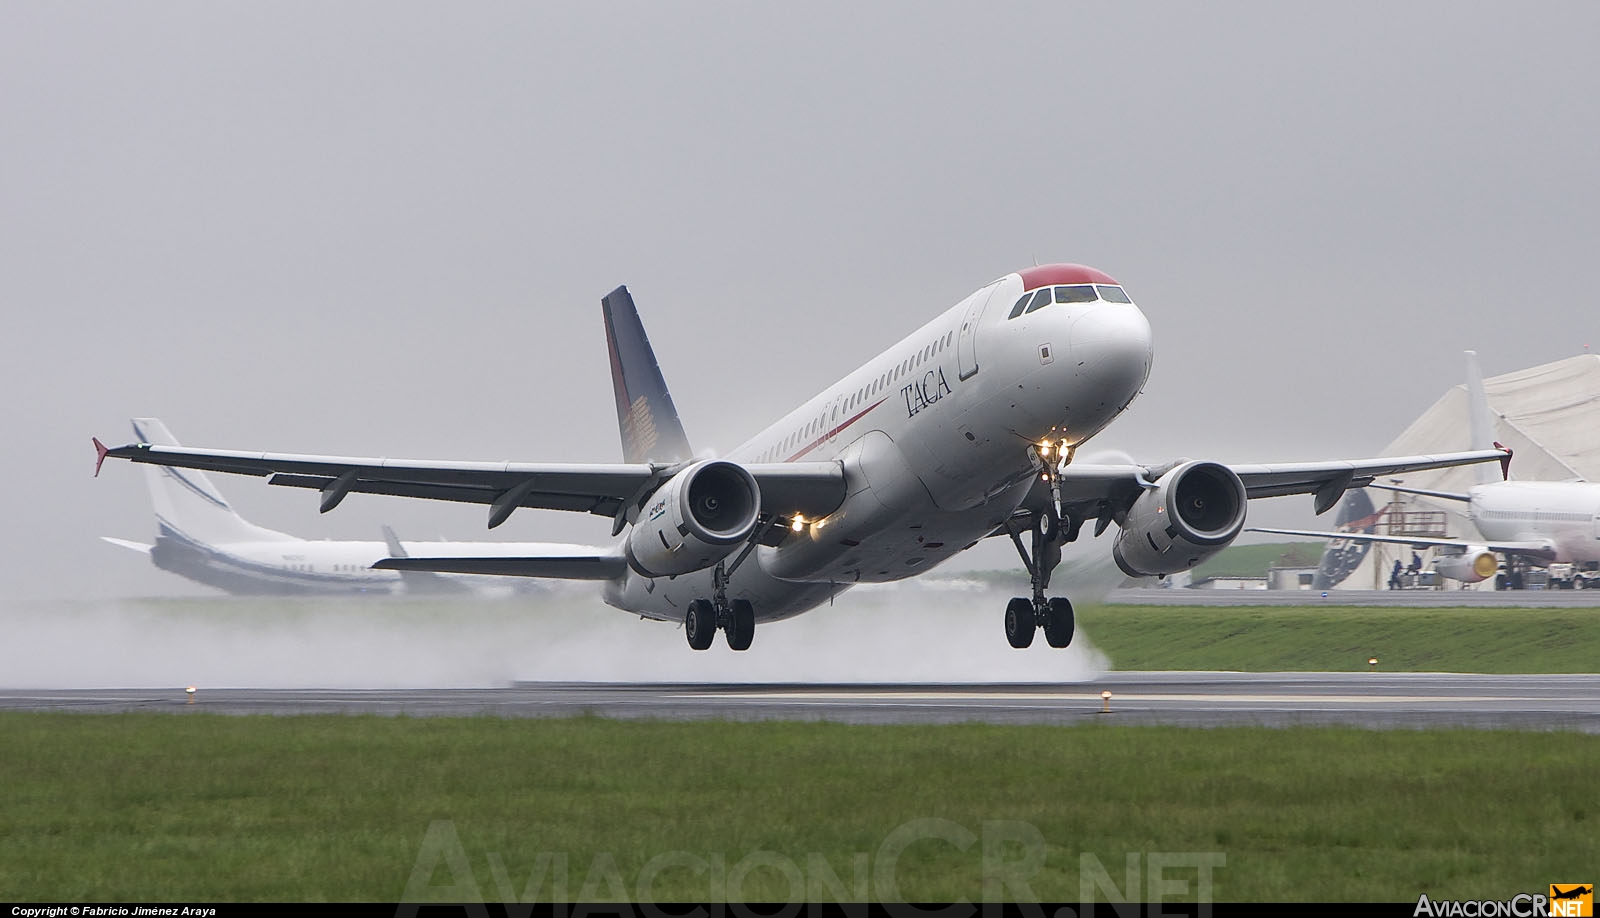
[130,418,294,545]
[1463,351,1498,484]
[602,286,694,463]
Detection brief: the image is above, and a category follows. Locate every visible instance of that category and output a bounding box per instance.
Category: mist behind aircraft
[0,583,1114,689]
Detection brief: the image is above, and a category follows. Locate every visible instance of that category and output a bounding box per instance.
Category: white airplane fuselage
[605,265,1154,622]
[1468,480,1600,564]
[147,526,561,596]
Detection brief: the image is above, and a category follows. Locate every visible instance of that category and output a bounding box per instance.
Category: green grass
[1080,604,1600,673]
[1,713,1594,903]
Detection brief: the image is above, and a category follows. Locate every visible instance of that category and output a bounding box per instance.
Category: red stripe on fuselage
[787,398,888,462]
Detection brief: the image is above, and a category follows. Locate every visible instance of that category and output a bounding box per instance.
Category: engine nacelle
[1112,460,1248,577]
[624,460,761,578]
[1431,547,1498,583]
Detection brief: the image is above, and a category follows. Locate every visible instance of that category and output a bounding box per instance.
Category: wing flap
[1231,450,1510,500]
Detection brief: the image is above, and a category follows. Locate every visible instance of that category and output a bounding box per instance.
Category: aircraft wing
[1247,526,1558,561]
[1010,447,1511,531]
[93,439,847,529]
[374,554,629,580]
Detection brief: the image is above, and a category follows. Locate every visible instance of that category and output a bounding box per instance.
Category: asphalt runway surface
[3,672,1596,732]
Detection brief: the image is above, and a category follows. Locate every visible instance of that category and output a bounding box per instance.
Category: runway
[2,672,1596,732]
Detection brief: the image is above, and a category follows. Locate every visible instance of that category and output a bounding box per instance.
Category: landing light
[185,686,196,705]
[791,515,806,532]
[1037,440,1053,457]
[1100,690,1113,714]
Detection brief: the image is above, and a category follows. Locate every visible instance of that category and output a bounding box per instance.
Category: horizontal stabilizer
[101,536,153,554]
[374,554,628,580]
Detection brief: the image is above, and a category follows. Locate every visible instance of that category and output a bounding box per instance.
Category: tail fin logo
[623,395,661,465]
[602,286,693,464]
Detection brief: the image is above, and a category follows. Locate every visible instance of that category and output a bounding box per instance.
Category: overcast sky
[4,2,1598,600]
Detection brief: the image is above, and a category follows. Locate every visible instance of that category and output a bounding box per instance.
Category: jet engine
[1431,547,1498,583]
[1112,460,1248,577]
[625,460,761,578]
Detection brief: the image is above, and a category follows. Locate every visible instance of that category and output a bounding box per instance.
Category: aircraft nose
[1069,301,1153,398]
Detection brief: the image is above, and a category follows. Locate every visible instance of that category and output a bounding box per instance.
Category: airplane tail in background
[129,418,295,546]
[602,286,694,464]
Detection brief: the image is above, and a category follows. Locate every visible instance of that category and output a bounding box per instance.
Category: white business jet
[1254,351,1600,585]
[95,265,1508,647]
[101,418,593,595]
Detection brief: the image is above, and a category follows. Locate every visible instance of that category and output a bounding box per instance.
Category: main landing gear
[684,595,754,651]
[684,523,774,652]
[1003,442,1081,649]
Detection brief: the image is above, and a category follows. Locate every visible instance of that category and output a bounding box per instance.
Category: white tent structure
[1329,353,1600,590]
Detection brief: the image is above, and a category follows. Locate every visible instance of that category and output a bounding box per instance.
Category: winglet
[1494,441,1513,480]
[92,437,110,477]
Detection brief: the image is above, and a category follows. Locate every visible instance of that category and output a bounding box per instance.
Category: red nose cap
[1018,263,1119,291]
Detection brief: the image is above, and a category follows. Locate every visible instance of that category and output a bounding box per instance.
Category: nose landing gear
[1003,441,1080,649]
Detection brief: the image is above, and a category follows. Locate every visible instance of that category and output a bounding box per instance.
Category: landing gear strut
[1003,442,1078,649]
[684,518,776,652]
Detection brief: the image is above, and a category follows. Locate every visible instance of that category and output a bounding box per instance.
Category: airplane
[102,417,595,596]
[93,264,1511,649]
[1252,351,1600,586]
[1551,887,1593,901]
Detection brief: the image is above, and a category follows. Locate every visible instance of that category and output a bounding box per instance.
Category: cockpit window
[1053,285,1098,304]
[1008,294,1031,319]
[1096,285,1133,304]
[1022,289,1053,314]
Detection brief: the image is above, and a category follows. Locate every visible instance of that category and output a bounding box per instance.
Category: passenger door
[956,281,1000,381]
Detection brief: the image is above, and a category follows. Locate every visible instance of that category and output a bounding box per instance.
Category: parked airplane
[94,265,1509,648]
[1253,351,1600,585]
[102,418,591,596]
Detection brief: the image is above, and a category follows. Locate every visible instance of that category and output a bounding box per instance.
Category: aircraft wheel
[685,599,717,651]
[1575,576,1586,591]
[727,599,755,651]
[1005,597,1035,649]
[1044,596,1075,648]
[1033,511,1060,543]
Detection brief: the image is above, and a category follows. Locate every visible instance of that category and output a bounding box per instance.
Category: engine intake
[1112,460,1248,577]
[625,460,761,578]
[1432,548,1498,583]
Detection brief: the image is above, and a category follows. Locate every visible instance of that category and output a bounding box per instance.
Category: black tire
[727,599,755,651]
[1044,596,1075,648]
[685,599,717,651]
[1005,597,1035,648]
